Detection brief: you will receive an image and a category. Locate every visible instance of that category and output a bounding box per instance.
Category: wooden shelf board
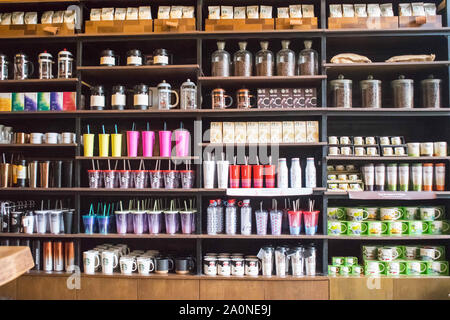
[76,156,198,160]
[1,143,77,147]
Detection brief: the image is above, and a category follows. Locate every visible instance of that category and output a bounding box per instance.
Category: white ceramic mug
[419,207,443,221]
[328,136,338,144]
[378,247,399,262]
[379,137,390,145]
[329,146,340,155]
[365,137,376,145]
[367,147,378,156]
[203,257,217,276]
[355,147,365,156]
[61,132,75,144]
[341,147,352,155]
[231,258,245,276]
[137,256,155,275]
[380,207,402,221]
[83,250,100,274]
[419,247,442,261]
[244,258,260,276]
[217,258,231,276]
[340,136,351,145]
[120,256,137,275]
[101,250,118,274]
[44,132,59,144]
[404,246,419,260]
[30,132,44,144]
[407,143,420,156]
[391,137,402,145]
[353,136,364,145]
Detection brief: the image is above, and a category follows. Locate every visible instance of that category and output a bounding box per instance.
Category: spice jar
[298,40,318,76]
[211,41,231,77]
[421,75,441,108]
[391,75,414,108]
[111,85,126,110]
[330,75,352,108]
[276,40,295,76]
[133,84,149,110]
[100,49,117,66]
[212,88,233,109]
[360,75,382,108]
[233,41,252,77]
[90,85,105,110]
[236,89,255,109]
[153,48,170,66]
[0,54,8,80]
[180,78,197,110]
[38,51,53,80]
[127,49,143,66]
[57,49,73,79]
[255,41,274,76]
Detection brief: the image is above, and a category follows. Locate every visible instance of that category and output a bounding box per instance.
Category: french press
[57,49,73,79]
[180,78,197,110]
[38,51,53,79]
[14,53,34,80]
[0,54,9,80]
[211,88,233,109]
[157,80,179,110]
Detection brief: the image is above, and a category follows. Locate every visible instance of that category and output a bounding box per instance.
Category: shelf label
[226,188,313,197]
[348,191,437,200]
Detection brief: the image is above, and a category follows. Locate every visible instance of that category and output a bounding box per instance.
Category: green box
[38,92,51,111]
[12,92,24,111]
[426,261,449,276]
[346,221,367,236]
[339,265,351,276]
[328,265,340,276]
[351,265,363,276]
[332,257,345,266]
[345,257,358,266]
[426,220,450,235]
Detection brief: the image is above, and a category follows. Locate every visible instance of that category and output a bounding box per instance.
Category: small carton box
[269,88,282,109]
[282,121,295,143]
[0,93,12,111]
[257,88,270,109]
[293,88,318,108]
[222,122,235,143]
[280,88,293,108]
[24,92,37,111]
[306,121,319,142]
[63,92,76,111]
[294,121,307,142]
[38,92,51,111]
[258,122,271,143]
[50,92,63,111]
[210,122,223,143]
[234,122,247,143]
[270,122,282,143]
[246,122,259,143]
[12,92,25,111]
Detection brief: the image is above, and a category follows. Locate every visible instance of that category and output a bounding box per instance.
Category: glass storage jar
[100,49,117,66]
[133,84,149,110]
[153,48,170,66]
[180,78,197,110]
[298,40,318,76]
[421,75,441,108]
[233,41,252,77]
[111,85,126,110]
[330,74,352,108]
[391,75,414,108]
[276,40,295,76]
[211,41,231,77]
[127,49,143,66]
[360,75,382,108]
[90,85,105,110]
[255,41,274,76]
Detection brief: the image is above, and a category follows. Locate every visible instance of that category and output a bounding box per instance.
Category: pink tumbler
[142,131,155,157]
[126,131,139,157]
[175,130,190,157]
[159,131,172,157]
[303,211,319,235]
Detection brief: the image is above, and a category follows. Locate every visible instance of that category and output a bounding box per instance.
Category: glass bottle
[206,200,217,235]
[126,49,142,66]
[225,199,237,235]
[133,84,149,110]
[240,199,252,235]
[100,49,117,66]
[290,158,302,188]
[277,158,288,188]
[180,78,197,110]
[276,40,295,76]
[298,40,318,76]
[90,85,105,110]
[255,41,274,76]
[153,48,170,66]
[211,41,231,77]
[233,41,252,77]
[305,158,316,188]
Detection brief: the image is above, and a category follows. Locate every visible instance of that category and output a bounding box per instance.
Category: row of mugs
[363,245,446,261]
[328,206,445,221]
[364,260,449,276]
[203,254,260,276]
[328,136,403,146]
[25,132,75,144]
[328,145,380,156]
[328,220,449,236]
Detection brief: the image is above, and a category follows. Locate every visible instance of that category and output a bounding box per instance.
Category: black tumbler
[62,161,73,188]
[32,240,41,270]
[51,161,62,188]
[63,209,74,234]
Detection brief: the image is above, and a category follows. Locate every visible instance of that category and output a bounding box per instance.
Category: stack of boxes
[0,92,76,111]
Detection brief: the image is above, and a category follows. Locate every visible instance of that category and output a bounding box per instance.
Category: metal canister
[392,75,414,108]
[53,241,64,271]
[64,241,75,272]
[43,241,53,271]
[31,240,41,270]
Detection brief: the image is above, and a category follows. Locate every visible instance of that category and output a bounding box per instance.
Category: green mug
[351,265,364,276]
[421,246,445,261]
[419,207,443,221]
[402,246,419,260]
[362,246,380,260]
[346,221,368,236]
[328,221,347,235]
[380,207,402,221]
[405,260,427,275]
[365,221,388,236]
[332,257,345,266]
[364,260,386,276]
[364,207,379,220]
[327,207,346,220]
[339,265,351,276]
[406,220,428,235]
[385,221,409,236]
[401,207,419,220]
[345,257,358,266]
[426,261,449,276]
[346,208,369,221]
[426,220,450,235]
[328,265,340,276]
[385,261,407,276]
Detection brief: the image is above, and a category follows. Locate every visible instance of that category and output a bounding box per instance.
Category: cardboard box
[246,122,259,143]
[222,122,235,143]
[12,92,25,111]
[282,121,295,143]
[306,121,319,142]
[50,92,63,111]
[269,89,283,109]
[270,122,282,143]
[63,92,76,111]
[0,93,12,111]
[210,122,223,143]
[257,88,270,109]
[25,92,37,111]
[294,121,307,142]
[258,122,271,143]
[280,88,293,108]
[38,92,50,111]
[293,88,317,108]
[234,122,247,143]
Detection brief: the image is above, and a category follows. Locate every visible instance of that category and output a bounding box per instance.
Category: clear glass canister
[255,41,274,76]
[421,75,441,108]
[298,40,318,76]
[57,49,73,78]
[392,75,414,108]
[180,78,197,110]
[153,48,170,66]
[100,49,117,66]
[0,54,8,80]
[233,41,252,77]
[277,40,295,76]
[211,41,231,77]
[133,84,149,110]
[90,85,105,110]
[127,49,143,66]
[330,74,352,108]
[111,85,126,110]
[360,75,382,108]
[38,51,53,80]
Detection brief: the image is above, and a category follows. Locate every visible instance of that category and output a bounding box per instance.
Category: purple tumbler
[115,211,128,234]
[126,212,134,233]
[103,170,116,189]
[159,131,172,157]
[119,170,132,189]
[270,210,283,235]
[132,211,145,234]
[164,211,178,234]
[180,170,195,189]
[133,170,147,189]
[82,215,95,234]
[163,170,178,189]
[97,215,110,234]
[147,211,162,234]
[88,170,102,188]
[127,131,139,157]
[255,210,268,235]
[149,170,164,189]
[180,211,194,234]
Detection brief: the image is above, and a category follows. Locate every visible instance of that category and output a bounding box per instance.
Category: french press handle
[168,90,179,109]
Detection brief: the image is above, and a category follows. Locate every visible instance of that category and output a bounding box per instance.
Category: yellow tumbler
[83,133,95,157]
[99,133,110,157]
[111,134,123,157]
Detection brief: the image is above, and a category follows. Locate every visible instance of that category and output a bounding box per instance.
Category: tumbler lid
[421,74,442,84]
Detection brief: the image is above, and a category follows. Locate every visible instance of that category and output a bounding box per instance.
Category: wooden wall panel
[0,279,17,300]
[76,277,137,300]
[265,280,329,300]
[138,279,199,300]
[199,280,265,300]
[393,278,450,300]
[17,276,76,300]
[330,277,394,300]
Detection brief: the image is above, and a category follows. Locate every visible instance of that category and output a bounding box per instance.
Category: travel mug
[103,170,116,188]
[164,211,178,234]
[203,160,215,189]
[216,160,229,189]
[270,210,283,235]
[126,131,139,157]
[63,209,74,234]
[175,130,190,157]
[148,170,163,188]
[115,211,128,234]
[88,170,102,188]
[180,170,195,189]
[62,161,73,187]
[111,133,122,157]
[159,130,172,157]
[51,160,62,188]
[303,211,319,235]
[241,165,252,188]
[119,170,132,189]
[180,211,194,234]
[83,133,95,157]
[142,131,155,157]
[288,211,302,235]
[255,209,268,235]
[229,164,240,188]
[39,161,50,188]
[0,163,10,187]
[98,133,110,157]
[28,161,38,188]
[264,165,276,188]
[253,165,264,188]
[147,211,162,234]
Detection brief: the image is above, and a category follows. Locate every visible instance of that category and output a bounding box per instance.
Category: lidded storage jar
[133,84,149,110]
[360,75,382,108]
[111,85,126,110]
[255,41,274,76]
[330,74,352,108]
[421,75,441,108]
[100,49,117,66]
[90,85,105,110]
[391,75,414,108]
[211,41,231,77]
[233,41,252,77]
[276,40,295,76]
[298,40,318,76]
[126,49,143,66]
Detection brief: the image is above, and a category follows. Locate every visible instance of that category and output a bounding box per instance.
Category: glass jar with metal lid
[90,85,105,110]
[57,49,73,78]
[276,40,295,76]
[38,51,53,80]
[100,49,117,66]
[211,41,231,77]
[14,53,34,80]
[255,41,274,76]
[133,84,149,110]
[360,75,382,108]
[298,40,318,76]
[391,75,414,108]
[421,74,441,108]
[153,48,170,66]
[233,41,252,77]
[111,85,126,110]
[126,49,142,66]
[0,54,8,80]
[330,74,352,108]
[180,78,197,110]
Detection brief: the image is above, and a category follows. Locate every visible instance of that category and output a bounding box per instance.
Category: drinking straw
[256,155,259,165]
[142,160,146,170]
[146,122,150,131]
[41,200,44,210]
[97,202,101,215]
[260,201,263,212]
[2,153,5,163]
[180,121,183,129]
[108,160,111,170]
[96,160,100,170]
[127,160,131,170]
[222,152,225,161]
[103,204,106,216]
[91,159,95,170]
[114,160,118,170]
[87,125,90,134]
[102,125,105,134]
[115,125,118,134]
[164,122,167,131]
[132,122,136,131]
[269,155,272,165]
[89,204,93,216]
[120,201,123,211]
